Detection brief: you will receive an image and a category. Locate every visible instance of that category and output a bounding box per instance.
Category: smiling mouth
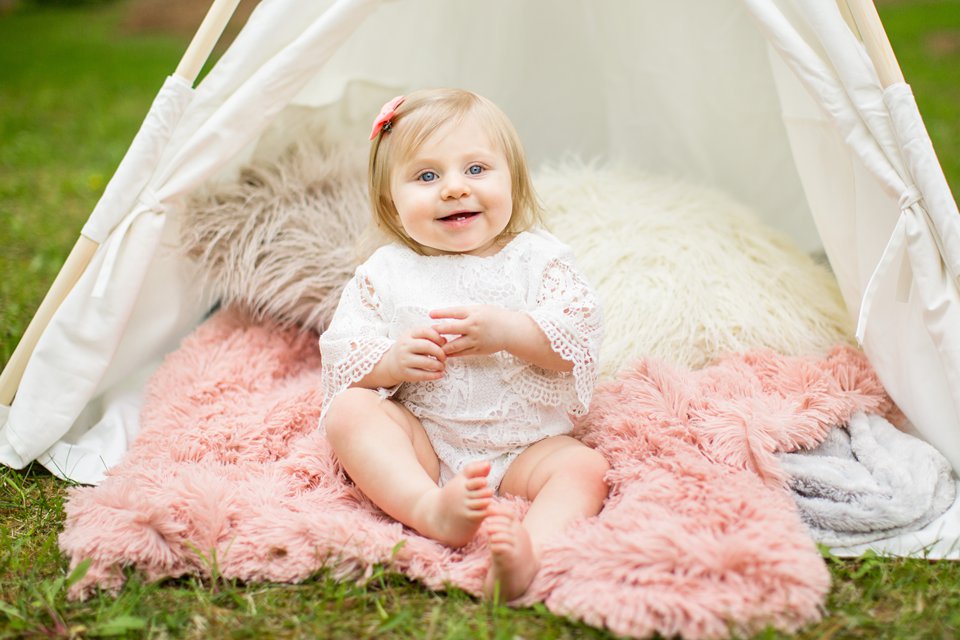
[438,212,479,222]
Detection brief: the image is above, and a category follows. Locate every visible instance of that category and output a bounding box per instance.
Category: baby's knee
[323,388,380,440]
[571,447,611,494]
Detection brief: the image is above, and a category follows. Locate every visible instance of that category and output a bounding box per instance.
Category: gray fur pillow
[181,136,369,332]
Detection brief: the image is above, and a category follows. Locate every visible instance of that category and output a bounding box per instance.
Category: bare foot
[412,461,493,547]
[483,506,539,602]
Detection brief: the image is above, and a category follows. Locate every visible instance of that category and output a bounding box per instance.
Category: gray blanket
[779,412,956,547]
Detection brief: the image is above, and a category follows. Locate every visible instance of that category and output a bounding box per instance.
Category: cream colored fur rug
[536,162,854,377]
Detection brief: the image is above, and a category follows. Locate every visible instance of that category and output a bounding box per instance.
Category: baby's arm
[430,306,573,372]
[355,325,450,388]
[321,263,451,409]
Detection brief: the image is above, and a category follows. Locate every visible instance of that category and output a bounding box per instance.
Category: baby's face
[389,115,512,257]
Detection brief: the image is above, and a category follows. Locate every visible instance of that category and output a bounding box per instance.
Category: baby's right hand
[384,326,447,382]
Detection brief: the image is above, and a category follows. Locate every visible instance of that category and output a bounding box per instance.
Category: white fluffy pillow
[536,162,855,378]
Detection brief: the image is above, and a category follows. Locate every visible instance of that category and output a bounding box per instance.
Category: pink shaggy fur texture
[60,308,896,639]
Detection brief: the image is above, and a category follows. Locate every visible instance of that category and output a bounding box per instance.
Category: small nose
[441,175,470,199]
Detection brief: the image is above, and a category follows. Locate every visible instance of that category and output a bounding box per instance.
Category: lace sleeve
[318,268,395,423]
[526,258,604,415]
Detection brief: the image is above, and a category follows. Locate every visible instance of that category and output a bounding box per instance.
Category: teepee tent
[2,0,958,556]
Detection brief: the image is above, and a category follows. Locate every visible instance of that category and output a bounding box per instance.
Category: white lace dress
[319,229,603,489]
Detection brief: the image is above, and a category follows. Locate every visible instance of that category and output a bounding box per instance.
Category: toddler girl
[320,88,608,601]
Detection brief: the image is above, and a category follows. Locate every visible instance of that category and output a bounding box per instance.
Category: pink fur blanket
[60,308,895,639]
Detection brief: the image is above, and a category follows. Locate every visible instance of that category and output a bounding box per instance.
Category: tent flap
[81,75,194,243]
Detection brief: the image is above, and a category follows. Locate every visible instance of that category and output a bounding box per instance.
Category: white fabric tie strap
[898,184,922,210]
[855,185,922,343]
[91,189,165,299]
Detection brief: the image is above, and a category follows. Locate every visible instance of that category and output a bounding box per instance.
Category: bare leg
[324,388,493,547]
[484,436,609,600]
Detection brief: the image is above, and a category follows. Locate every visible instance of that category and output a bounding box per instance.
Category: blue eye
[467,164,484,175]
[418,171,438,182]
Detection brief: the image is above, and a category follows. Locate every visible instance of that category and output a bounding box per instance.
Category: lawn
[1,1,960,638]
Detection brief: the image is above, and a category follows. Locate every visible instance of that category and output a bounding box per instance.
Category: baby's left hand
[429,305,518,357]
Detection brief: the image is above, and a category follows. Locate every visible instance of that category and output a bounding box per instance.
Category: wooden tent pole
[175,0,244,82]
[841,0,906,88]
[0,0,243,407]
[0,237,98,406]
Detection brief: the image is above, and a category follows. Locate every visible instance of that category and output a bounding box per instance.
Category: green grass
[0,462,606,638]
[0,2,186,363]
[1,1,960,638]
[877,0,960,194]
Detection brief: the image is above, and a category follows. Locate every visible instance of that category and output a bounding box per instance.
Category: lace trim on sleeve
[526,258,603,414]
[501,359,576,410]
[319,271,395,424]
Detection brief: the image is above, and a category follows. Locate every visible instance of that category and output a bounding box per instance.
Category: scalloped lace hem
[319,336,395,425]
[528,314,597,414]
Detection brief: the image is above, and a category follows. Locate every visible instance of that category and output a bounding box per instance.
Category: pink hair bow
[369,95,406,140]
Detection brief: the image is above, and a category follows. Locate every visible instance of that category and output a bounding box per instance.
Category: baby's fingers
[410,337,447,362]
[413,354,445,372]
[442,337,475,357]
[430,307,469,321]
[402,358,445,380]
[409,326,448,349]
[430,319,466,337]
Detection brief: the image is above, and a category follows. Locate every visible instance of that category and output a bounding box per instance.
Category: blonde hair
[368,88,543,254]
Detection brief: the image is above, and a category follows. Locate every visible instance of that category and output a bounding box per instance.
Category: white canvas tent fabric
[2,0,959,557]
